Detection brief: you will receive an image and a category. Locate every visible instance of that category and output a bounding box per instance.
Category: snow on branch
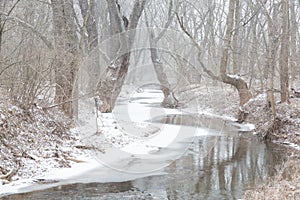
[227,74,242,80]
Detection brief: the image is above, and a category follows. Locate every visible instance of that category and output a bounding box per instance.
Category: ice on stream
[0,88,255,197]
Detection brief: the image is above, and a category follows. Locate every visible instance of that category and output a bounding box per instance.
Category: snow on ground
[78,88,204,157]
[244,92,300,149]
[0,85,257,197]
[0,155,100,196]
[0,91,95,196]
[0,87,205,196]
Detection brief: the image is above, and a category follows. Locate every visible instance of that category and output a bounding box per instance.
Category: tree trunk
[97,0,146,113]
[266,3,279,119]
[146,1,179,108]
[78,0,100,92]
[78,0,99,52]
[51,0,78,117]
[290,1,297,88]
[279,0,290,103]
[232,0,241,74]
[149,35,178,108]
[220,0,252,107]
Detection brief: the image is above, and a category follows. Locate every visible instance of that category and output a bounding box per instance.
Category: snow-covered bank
[0,155,99,197]
[180,83,300,150]
[0,91,96,196]
[0,92,86,182]
[0,85,259,197]
[243,92,300,149]
[77,88,210,172]
[0,87,194,196]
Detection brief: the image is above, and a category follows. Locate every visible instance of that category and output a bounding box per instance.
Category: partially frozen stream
[1,88,287,199]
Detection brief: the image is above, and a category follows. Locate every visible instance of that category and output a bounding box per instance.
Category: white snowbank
[0,156,101,197]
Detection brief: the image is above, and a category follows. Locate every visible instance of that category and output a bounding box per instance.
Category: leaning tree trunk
[176,1,251,113]
[149,32,178,108]
[51,0,78,117]
[97,0,146,113]
[146,1,178,108]
[220,0,252,107]
[218,0,252,122]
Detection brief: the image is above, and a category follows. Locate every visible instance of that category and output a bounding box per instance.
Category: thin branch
[176,13,221,81]
[0,61,23,76]
[155,0,178,42]
[0,12,53,49]
[0,0,21,35]
[35,0,51,5]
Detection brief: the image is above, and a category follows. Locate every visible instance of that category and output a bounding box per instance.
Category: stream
[1,88,287,200]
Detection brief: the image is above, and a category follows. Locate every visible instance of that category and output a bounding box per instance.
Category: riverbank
[244,156,300,199]
[0,86,194,196]
[181,83,300,148]
[184,83,300,199]
[0,89,108,198]
[242,94,300,199]
[0,93,87,186]
[1,84,299,198]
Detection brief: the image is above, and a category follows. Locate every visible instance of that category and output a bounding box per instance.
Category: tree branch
[0,12,53,49]
[176,13,221,81]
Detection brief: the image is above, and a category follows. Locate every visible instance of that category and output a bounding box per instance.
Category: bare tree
[0,0,54,109]
[78,0,99,52]
[78,0,100,91]
[232,0,241,74]
[145,0,179,108]
[290,0,298,87]
[51,0,78,117]
[219,0,252,107]
[97,0,147,113]
[177,0,252,109]
[0,0,21,53]
[279,0,290,103]
[260,0,280,119]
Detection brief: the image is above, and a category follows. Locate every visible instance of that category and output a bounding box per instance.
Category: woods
[0,0,300,198]
[0,0,299,117]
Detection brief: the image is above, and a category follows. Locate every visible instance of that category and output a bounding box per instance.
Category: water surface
[1,89,287,199]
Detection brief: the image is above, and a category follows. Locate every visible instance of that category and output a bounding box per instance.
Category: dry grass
[0,90,81,183]
[244,158,300,200]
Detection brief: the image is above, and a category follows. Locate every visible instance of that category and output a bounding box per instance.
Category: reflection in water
[150,114,238,133]
[2,108,286,199]
[131,136,284,199]
[3,136,285,200]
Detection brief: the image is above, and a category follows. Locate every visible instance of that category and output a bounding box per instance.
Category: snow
[89,89,190,155]
[197,110,237,122]
[227,74,241,80]
[231,122,255,132]
[0,86,272,197]
[281,142,300,151]
[0,156,100,196]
